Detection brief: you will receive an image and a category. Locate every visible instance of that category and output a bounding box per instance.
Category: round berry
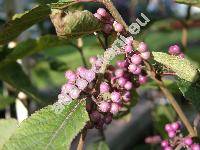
[124,81,133,90]
[115,69,124,78]
[123,91,131,102]
[131,54,142,65]
[117,60,126,68]
[171,122,180,131]
[132,66,142,75]
[113,21,123,32]
[164,146,173,150]
[99,102,110,112]
[76,78,88,90]
[69,86,81,99]
[179,53,185,59]
[191,144,200,150]
[94,13,102,20]
[65,70,76,81]
[58,94,72,105]
[141,51,151,60]
[168,45,181,55]
[90,111,101,122]
[165,124,173,132]
[111,91,121,103]
[118,77,127,87]
[138,42,148,52]
[61,83,75,94]
[97,8,108,17]
[161,140,169,147]
[184,137,193,146]
[124,45,133,53]
[89,56,97,64]
[100,82,110,93]
[126,37,133,45]
[168,131,176,138]
[103,24,113,34]
[139,75,148,84]
[110,103,121,114]
[128,64,137,73]
[84,70,96,82]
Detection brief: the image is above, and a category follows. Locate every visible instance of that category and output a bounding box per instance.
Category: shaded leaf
[0,35,69,67]
[152,52,199,82]
[3,100,89,150]
[175,0,200,7]
[0,95,15,110]
[0,5,51,45]
[0,63,46,104]
[50,10,102,39]
[0,119,18,149]
[86,140,110,150]
[177,77,200,112]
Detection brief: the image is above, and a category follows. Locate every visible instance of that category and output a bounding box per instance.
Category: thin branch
[94,32,107,50]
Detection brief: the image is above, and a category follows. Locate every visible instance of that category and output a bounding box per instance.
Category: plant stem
[94,32,107,50]
[145,61,197,137]
[77,129,87,150]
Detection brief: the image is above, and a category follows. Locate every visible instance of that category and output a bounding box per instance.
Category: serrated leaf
[50,10,102,39]
[177,77,200,112]
[0,35,69,67]
[86,140,110,150]
[175,0,200,7]
[3,100,89,150]
[0,95,15,110]
[0,5,51,45]
[0,63,46,104]
[0,119,18,149]
[152,52,199,82]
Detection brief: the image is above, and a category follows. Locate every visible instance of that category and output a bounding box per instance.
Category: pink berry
[68,86,81,99]
[128,64,137,73]
[179,53,185,59]
[168,45,181,55]
[116,60,126,68]
[161,140,169,147]
[110,103,121,114]
[113,21,123,32]
[141,51,151,60]
[100,82,110,93]
[171,122,180,131]
[123,91,131,102]
[115,69,124,78]
[164,146,172,150]
[168,131,176,138]
[97,8,108,17]
[138,42,148,52]
[111,91,121,103]
[76,78,88,90]
[139,75,148,84]
[132,66,142,75]
[89,56,97,64]
[84,70,96,82]
[126,37,133,45]
[131,54,142,65]
[184,137,193,146]
[61,83,75,94]
[124,45,133,53]
[94,13,102,20]
[124,81,133,90]
[103,24,113,34]
[65,70,76,81]
[191,144,200,150]
[99,102,110,112]
[165,124,173,132]
[58,94,72,104]
[118,77,127,87]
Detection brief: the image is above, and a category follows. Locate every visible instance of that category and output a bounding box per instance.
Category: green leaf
[0,5,51,45]
[50,10,102,39]
[177,77,200,112]
[86,140,110,150]
[0,35,69,67]
[0,63,46,104]
[0,95,15,110]
[0,119,18,149]
[3,100,89,150]
[152,52,199,82]
[175,0,200,7]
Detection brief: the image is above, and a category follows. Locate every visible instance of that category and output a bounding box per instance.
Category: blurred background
[0,0,200,149]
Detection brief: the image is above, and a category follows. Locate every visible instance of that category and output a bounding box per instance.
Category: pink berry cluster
[94,8,124,34]
[168,44,184,59]
[161,122,200,150]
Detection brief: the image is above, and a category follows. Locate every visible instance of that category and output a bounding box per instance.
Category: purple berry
[191,144,200,150]
[90,111,101,122]
[115,69,124,78]
[126,37,133,45]
[94,13,102,20]
[132,66,142,75]
[99,102,110,112]
[168,45,181,55]
[113,21,123,32]
[116,60,126,68]
[100,82,110,93]
[124,45,133,53]
[118,77,127,87]
[97,8,108,17]
[89,56,97,64]
[124,81,133,90]
[104,114,113,124]
[128,64,137,72]
[68,86,81,99]
[110,103,121,114]
[184,137,193,146]
[76,78,88,90]
[165,124,173,132]
[131,54,142,65]
[138,42,148,52]
[161,140,169,147]
[141,51,151,60]
[139,75,148,84]
[84,70,96,82]
[123,91,131,102]
[103,24,113,34]
[164,146,172,150]
[111,91,121,103]
[65,70,76,81]
[168,131,176,138]
[171,122,180,131]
